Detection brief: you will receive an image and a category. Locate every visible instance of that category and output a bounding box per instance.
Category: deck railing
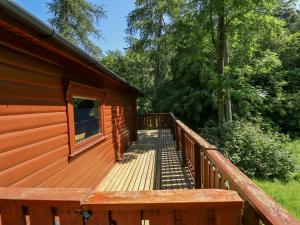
[0,188,242,225]
[137,113,171,129]
[138,113,300,225]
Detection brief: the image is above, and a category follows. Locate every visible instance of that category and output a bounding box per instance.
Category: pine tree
[47,0,106,58]
[126,0,180,111]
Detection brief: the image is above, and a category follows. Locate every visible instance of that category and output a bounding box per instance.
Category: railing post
[181,128,186,167]
[243,202,260,225]
[194,143,201,188]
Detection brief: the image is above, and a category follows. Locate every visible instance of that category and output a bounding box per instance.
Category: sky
[14,0,300,55]
[14,0,135,54]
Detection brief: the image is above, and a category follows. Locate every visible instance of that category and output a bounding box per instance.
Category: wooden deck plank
[138,134,154,191]
[121,143,145,191]
[96,129,193,191]
[132,131,153,191]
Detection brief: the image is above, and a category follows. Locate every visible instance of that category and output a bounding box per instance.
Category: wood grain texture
[83,189,243,210]
[0,188,243,225]
[96,129,193,192]
[0,32,137,188]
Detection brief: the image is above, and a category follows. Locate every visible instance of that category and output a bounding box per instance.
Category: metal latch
[76,209,93,225]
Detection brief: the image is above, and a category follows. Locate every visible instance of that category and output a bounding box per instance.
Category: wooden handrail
[82,189,242,210]
[0,188,243,225]
[205,150,299,225]
[137,113,300,225]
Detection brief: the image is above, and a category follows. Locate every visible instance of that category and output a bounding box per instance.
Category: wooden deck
[96,129,194,191]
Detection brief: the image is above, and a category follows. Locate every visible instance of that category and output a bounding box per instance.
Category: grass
[254,179,300,220]
[254,139,300,221]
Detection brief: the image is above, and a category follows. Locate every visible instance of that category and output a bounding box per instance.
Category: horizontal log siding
[0,37,136,188]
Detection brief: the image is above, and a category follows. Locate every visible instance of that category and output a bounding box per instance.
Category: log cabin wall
[0,23,137,189]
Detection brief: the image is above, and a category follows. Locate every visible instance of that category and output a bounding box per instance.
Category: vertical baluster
[190,140,193,169]
[221,175,227,189]
[215,171,220,189]
[175,124,179,150]
[209,162,215,188]
[203,154,209,188]
[144,210,174,225]
[86,210,109,225]
[28,206,54,225]
[173,121,175,139]
[160,114,162,128]
[229,180,236,191]
[181,129,186,167]
[111,211,141,225]
[187,137,190,167]
[191,140,194,171]
[194,143,201,188]
[172,120,175,138]
[201,148,205,187]
[141,115,143,129]
[216,207,243,225]
[57,207,82,225]
[159,114,162,128]
[212,166,216,188]
[243,202,259,225]
[189,139,192,165]
[158,210,174,225]
[0,201,25,225]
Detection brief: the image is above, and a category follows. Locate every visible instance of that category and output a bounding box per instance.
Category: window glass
[73,97,101,143]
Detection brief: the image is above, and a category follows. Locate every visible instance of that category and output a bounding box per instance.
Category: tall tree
[47,0,106,58]
[101,50,153,112]
[194,0,284,124]
[126,0,180,111]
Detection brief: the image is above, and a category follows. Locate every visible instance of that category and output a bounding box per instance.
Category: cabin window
[73,97,101,143]
[67,82,106,159]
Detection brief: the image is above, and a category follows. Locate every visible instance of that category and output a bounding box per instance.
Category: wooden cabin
[0,1,299,225]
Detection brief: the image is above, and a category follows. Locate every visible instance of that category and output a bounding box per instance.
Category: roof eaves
[0,0,143,96]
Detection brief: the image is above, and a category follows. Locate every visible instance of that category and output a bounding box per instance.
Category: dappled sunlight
[96,129,193,191]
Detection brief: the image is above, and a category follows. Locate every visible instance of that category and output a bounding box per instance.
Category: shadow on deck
[96,129,194,191]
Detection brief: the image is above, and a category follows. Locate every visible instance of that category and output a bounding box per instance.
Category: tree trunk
[152,54,160,112]
[225,92,232,122]
[217,0,226,125]
[152,14,164,112]
[224,34,232,122]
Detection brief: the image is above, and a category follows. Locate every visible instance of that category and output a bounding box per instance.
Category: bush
[200,121,295,180]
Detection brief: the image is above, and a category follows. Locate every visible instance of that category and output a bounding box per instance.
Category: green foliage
[101,50,152,112]
[201,121,295,179]
[254,179,300,220]
[287,138,300,173]
[126,0,181,111]
[48,0,106,57]
[253,138,300,220]
[145,0,300,137]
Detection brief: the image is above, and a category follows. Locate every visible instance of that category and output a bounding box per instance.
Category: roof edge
[0,0,143,96]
